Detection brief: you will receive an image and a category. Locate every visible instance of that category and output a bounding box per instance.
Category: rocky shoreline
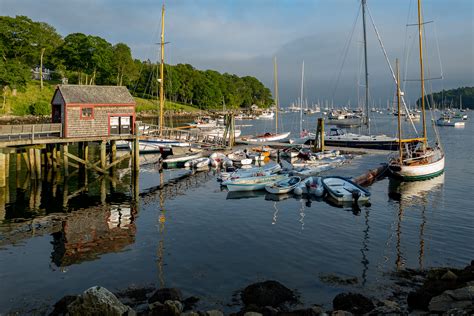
[40,261,474,316]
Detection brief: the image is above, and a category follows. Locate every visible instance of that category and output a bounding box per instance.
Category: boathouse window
[81,106,94,119]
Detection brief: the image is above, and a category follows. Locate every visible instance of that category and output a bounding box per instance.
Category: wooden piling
[5,153,10,178]
[0,152,5,188]
[313,118,325,152]
[28,149,36,179]
[100,141,107,170]
[132,137,139,172]
[35,149,42,180]
[110,140,116,163]
[16,152,22,172]
[62,144,69,177]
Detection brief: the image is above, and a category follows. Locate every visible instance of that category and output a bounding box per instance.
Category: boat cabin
[51,85,136,138]
[328,128,346,136]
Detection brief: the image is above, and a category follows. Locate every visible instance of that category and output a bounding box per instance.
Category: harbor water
[0,112,473,313]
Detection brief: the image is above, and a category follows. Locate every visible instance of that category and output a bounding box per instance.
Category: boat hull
[324,138,398,151]
[389,155,445,181]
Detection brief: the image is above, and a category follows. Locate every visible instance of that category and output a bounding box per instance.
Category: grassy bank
[1,81,201,116]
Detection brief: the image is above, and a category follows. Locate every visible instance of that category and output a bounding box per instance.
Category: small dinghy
[219,162,282,181]
[184,157,210,168]
[294,177,324,197]
[225,174,288,192]
[163,151,203,168]
[265,176,301,194]
[321,176,370,204]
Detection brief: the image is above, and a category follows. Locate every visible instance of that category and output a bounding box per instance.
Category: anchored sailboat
[325,0,397,150]
[389,0,445,181]
[246,57,290,142]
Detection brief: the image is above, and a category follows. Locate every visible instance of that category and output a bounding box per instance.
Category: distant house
[51,85,136,138]
[250,104,259,111]
[31,66,52,80]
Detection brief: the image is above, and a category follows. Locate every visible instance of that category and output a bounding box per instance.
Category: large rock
[332,293,374,314]
[148,288,183,304]
[407,260,474,310]
[428,285,474,312]
[67,286,136,316]
[278,306,325,316]
[241,280,298,308]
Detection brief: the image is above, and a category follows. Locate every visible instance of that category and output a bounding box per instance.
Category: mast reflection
[388,173,445,270]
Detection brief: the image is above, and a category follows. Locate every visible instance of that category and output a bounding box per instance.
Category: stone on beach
[332,292,374,314]
[148,287,183,304]
[241,280,298,308]
[66,286,136,316]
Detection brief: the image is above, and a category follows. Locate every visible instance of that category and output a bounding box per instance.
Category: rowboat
[321,176,370,204]
[225,174,288,192]
[265,176,301,194]
[184,157,210,168]
[294,177,324,197]
[245,131,291,142]
[163,151,202,164]
[219,161,282,181]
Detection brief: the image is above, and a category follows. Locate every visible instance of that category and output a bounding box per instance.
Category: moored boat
[321,176,371,204]
[225,174,288,192]
[265,176,301,194]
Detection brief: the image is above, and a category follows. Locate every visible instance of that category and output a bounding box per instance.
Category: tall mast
[300,60,305,134]
[273,56,279,133]
[362,0,370,131]
[396,59,403,163]
[159,4,165,136]
[417,0,427,146]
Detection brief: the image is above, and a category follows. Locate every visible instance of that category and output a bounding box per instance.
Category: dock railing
[0,123,62,141]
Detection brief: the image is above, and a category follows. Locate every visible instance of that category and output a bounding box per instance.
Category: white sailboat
[323,0,398,150]
[389,2,445,183]
[246,57,290,142]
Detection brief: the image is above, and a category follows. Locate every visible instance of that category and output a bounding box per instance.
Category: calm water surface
[0,112,473,313]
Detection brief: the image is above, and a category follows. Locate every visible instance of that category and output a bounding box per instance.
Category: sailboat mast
[159,4,165,136]
[273,57,279,134]
[300,60,304,134]
[396,59,403,163]
[362,0,370,130]
[417,0,427,146]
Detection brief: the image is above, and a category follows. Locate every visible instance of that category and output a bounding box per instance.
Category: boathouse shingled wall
[51,85,136,138]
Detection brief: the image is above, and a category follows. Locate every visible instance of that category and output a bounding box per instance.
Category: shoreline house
[31,66,52,81]
[51,85,136,138]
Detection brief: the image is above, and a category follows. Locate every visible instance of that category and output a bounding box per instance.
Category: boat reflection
[226,190,266,200]
[388,173,445,270]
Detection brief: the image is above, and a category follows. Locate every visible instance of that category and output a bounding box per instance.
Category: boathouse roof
[53,85,135,105]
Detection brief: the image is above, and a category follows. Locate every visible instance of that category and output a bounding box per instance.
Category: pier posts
[100,141,107,170]
[0,152,5,188]
[313,118,325,152]
[62,144,69,177]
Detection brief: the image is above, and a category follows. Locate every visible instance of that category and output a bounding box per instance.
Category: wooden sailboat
[389,2,445,182]
[139,5,191,153]
[247,57,290,142]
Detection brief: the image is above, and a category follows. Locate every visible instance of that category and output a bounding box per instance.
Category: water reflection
[388,174,445,270]
[50,202,137,269]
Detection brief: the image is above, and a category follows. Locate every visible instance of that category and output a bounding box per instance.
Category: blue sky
[1,0,473,106]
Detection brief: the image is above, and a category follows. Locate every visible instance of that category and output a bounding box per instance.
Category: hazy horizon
[2,0,473,106]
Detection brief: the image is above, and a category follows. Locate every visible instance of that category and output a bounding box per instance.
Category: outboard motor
[352,190,361,203]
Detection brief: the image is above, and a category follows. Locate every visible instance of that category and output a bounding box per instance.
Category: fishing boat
[225,174,288,192]
[198,126,242,138]
[265,176,301,194]
[321,176,371,204]
[326,110,363,127]
[436,113,465,127]
[258,111,275,120]
[388,4,445,181]
[245,57,290,142]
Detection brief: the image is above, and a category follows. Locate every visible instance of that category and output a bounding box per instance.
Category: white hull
[226,174,288,192]
[246,131,291,142]
[265,176,301,194]
[390,154,445,180]
[163,151,202,163]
